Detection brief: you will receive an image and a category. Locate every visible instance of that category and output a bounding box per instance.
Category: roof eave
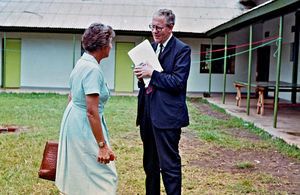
[0,26,85,34]
[206,0,300,38]
[0,26,206,38]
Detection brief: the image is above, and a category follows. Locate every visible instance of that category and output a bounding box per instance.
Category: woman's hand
[97,145,117,164]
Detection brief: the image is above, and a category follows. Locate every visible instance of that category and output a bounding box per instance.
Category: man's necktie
[158,44,164,57]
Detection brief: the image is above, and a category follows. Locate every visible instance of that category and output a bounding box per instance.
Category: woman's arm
[67,92,72,104]
[86,94,116,164]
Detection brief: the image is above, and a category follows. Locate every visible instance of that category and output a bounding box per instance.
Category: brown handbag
[38,141,58,181]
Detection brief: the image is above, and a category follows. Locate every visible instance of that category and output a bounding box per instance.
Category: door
[115,42,135,92]
[2,39,21,88]
[256,46,270,82]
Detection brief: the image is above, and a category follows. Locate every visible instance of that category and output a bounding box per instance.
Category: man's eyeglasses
[149,24,164,32]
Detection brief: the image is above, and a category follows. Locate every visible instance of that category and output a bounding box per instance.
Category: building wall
[0,15,298,100]
[22,33,79,89]
[104,33,255,94]
[0,32,145,91]
[0,31,258,93]
[181,27,251,93]
[0,32,80,89]
[112,33,256,94]
[264,12,299,102]
[105,35,145,92]
[220,12,300,102]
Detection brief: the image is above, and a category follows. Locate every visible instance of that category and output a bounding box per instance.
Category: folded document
[128,39,163,87]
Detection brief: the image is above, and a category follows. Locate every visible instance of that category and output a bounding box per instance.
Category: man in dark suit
[134,9,191,195]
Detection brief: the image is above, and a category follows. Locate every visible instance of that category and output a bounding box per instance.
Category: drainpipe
[246,25,253,115]
[222,33,228,104]
[273,16,283,128]
[291,10,299,103]
[72,34,76,68]
[208,39,213,95]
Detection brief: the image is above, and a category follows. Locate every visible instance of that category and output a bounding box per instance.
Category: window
[200,44,235,74]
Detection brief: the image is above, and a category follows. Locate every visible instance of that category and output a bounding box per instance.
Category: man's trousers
[140,93,182,195]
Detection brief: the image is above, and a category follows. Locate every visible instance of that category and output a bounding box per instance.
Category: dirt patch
[180,100,300,194]
[189,98,230,121]
[222,127,264,141]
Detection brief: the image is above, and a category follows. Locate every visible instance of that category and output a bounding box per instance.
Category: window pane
[200,44,235,74]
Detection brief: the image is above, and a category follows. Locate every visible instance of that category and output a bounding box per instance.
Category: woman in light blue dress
[55,23,117,194]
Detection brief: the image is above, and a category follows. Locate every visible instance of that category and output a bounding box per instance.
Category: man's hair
[154,9,175,26]
[82,23,115,52]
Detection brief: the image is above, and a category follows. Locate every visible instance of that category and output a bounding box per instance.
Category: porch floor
[202,93,300,149]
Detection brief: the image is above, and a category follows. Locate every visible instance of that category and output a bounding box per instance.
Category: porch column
[208,39,213,95]
[222,33,228,104]
[246,25,253,115]
[273,16,283,128]
[291,10,299,103]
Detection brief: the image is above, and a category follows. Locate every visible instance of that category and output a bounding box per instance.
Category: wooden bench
[234,81,300,115]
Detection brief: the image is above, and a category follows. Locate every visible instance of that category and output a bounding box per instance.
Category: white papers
[128,39,163,87]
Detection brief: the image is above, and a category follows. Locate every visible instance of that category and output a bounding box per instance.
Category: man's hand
[134,63,155,79]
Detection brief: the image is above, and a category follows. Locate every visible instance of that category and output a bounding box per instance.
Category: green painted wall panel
[115,42,135,92]
[4,39,21,88]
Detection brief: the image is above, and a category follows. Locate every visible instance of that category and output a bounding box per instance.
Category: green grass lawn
[0,93,142,194]
[0,93,299,194]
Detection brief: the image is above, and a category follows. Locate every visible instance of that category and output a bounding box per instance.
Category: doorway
[256,46,270,82]
[256,46,270,97]
[2,39,21,88]
[115,42,135,92]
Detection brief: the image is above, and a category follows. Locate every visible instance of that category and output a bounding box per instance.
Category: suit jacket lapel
[159,36,175,61]
[151,36,176,70]
[152,42,158,52]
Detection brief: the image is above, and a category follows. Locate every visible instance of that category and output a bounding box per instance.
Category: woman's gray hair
[154,9,175,26]
[82,23,115,52]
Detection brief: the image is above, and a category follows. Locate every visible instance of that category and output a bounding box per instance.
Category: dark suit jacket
[136,36,191,129]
